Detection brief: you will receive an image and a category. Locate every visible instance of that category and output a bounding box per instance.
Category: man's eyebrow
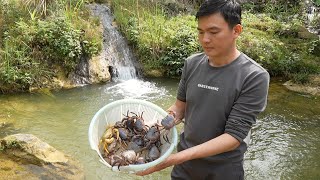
[197,27,221,31]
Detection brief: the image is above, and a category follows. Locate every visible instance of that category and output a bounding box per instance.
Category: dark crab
[118,127,133,143]
[146,144,161,162]
[160,113,175,143]
[121,110,136,130]
[160,112,183,143]
[145,125,160,143]
[141,124,162,151]
[131,112,148,134]
[127,135,145,153]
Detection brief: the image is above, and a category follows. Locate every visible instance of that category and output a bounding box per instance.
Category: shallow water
[0,78,319,179]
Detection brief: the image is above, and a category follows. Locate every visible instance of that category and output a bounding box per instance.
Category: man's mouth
[203,47,214,50]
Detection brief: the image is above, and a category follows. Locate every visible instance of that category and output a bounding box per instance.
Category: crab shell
[147,144,160,161]
[161,114,175,130]
[121,150,137,163]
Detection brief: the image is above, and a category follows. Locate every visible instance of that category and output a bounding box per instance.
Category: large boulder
[283,75,320,96]
[0,134,84,180]
[89,54,111,83]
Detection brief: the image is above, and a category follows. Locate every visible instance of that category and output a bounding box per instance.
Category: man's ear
[233,24,243,37]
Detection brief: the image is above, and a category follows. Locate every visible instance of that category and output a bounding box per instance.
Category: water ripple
[245,114,320,179]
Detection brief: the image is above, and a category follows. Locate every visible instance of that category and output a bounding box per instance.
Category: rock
[297,26,319,39]
[145,69,165,78]
[283,75,320,96]
[89,55,111,83]
[0,134,84,179]
[0,122,5,128]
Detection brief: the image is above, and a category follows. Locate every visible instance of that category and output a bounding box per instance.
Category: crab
[118,127,133,142]
[146,144,161,162]
[99,125,120,155]
[127,135,145,153]
[121,110,136,130]
[145,125,160,143]
[131,112,148,134]
[110,150,143,169]
[138,124,162,152]
[159,111,183,143]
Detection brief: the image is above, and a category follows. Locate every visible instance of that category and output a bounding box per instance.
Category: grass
[0,0,102,93]
[110,0,319,82]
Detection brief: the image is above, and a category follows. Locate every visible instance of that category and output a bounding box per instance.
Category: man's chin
[204,51,217,57]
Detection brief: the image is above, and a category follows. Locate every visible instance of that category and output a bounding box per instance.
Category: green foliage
[87,0,107,3]
[111,1,319,83]
[311,15,320,29]
[242,0,305,22]
[111,0,200,77]
[160,21,200,76]
[239,12,320,82]
[25,0,51,17]
[32,19,79,70]
[0,24,51,92]
[291,73,311,84]
[0,0,102,93]
[0,140,20,151]
[309,39,320,57]
[112,0,320,83]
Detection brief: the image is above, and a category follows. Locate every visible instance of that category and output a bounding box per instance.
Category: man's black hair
[196,0,241,28]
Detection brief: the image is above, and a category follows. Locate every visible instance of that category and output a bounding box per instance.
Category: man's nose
[202,33,211,43]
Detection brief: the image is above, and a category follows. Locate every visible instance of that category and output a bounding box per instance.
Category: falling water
[306,0,320,34]
[307,5,316,21]
[89,3,138,81]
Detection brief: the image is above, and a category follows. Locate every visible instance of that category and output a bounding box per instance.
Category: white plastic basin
[88,99,178,173]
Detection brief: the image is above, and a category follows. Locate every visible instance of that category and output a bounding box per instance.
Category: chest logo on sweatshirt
[197,84,219,91]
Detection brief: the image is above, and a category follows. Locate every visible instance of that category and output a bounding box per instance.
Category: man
[137,0,269,179]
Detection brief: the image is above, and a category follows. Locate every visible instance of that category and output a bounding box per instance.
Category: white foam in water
[105,79,171,100]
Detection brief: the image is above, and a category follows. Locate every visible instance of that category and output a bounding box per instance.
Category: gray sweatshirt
[177,52,270,163]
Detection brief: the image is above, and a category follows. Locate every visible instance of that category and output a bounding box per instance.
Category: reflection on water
[0,78,319,179]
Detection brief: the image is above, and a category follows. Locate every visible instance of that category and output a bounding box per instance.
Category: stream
[0,78,319,180]
[1,2,319,179]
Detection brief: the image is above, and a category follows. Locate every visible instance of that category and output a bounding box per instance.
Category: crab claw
[161,114,175,130]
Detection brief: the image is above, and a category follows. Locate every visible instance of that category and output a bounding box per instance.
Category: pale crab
[99,125,120,155]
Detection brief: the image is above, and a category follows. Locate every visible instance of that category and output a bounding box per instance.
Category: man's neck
[208,49,240,67]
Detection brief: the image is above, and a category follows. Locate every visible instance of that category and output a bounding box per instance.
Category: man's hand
[136,153,182,176]
[137,133,240,176]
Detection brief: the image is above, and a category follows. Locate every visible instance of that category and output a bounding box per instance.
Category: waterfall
[89,4,138,82]
[307,5,317,21]
[85,3,169,100]
[306,1,320,35]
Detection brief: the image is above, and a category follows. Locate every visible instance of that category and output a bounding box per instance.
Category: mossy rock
[0,134,84,179]
[297,26,319,39]
[145,69,165,78]
[284,75,320,96]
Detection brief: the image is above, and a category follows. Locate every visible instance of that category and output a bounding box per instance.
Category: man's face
[197,13,238,60]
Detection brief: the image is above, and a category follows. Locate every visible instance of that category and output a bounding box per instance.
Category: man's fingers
[136,167,154,176]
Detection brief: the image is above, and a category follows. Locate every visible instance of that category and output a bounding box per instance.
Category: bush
[0,0,102,93]
[160,22,200,76]
[111,0,319,83]
[239,12,320,83]
[111,0,200,77]
[21,17,101,73]
[242,0,305,22]
[0,35,48,92]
